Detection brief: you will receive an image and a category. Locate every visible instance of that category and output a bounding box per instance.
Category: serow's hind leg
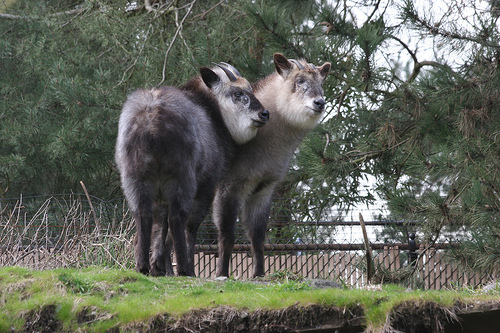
[213,190,240,277]
[185,187,215,277]
[169,192,193,276]
[243,193,273,278]
[164,231,175,276]
[150,205,169,276]
[133,206,153,275]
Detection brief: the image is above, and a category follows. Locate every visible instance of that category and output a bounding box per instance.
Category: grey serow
[115,65,269,276]
[212,54,331,277]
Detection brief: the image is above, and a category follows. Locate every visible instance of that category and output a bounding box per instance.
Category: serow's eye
[234,91,242,98]
[297,78,305,85]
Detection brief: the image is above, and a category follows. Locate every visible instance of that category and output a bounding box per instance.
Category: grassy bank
[1,266,499,332]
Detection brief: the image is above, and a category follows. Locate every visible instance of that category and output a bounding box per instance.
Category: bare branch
[149,1,178,20]
[391,35,418,64]
[365,0,382,24]
[115,24,153,88]
[0,8,84,20]
[390,35,457,83]
[145,0,154,12]
[406,60,447,83]
[160,0,197,85]
[0,13,29,20]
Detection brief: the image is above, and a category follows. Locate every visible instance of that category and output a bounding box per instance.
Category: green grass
[0,266,499,332]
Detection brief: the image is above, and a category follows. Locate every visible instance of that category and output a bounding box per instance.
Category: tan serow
[181,54,331,278]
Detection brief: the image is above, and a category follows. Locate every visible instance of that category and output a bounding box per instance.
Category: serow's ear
[273,53,294,79]
[318,62,331,80]
[200,67,221,89]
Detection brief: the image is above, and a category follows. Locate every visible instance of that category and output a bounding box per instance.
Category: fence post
[359,213,373,282]
[408,233,417,266]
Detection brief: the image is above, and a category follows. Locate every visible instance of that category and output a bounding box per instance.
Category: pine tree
[0,0,260,198]
[374,1,500,274]
[245,0,500,273]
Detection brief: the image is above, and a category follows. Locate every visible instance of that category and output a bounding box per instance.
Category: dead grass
[0,195,135,270]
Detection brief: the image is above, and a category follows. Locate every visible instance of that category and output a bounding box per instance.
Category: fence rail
[194,242,457,253]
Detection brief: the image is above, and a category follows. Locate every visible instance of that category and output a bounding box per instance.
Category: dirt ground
[124,303,366,333]
[21,300,500,333]
[387,300,500,333]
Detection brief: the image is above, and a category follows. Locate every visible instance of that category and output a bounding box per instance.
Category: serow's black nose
[259,110,270,122]
[314,99,325,111]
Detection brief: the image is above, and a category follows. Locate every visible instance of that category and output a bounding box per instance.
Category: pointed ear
[200,67,220,89]
[318,62,331,80]
[273,53,294,79]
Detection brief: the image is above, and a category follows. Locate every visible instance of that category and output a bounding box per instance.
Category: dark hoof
[150,268,166,277]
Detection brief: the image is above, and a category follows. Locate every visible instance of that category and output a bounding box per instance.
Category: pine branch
[405,1,500,49]
[345,137,412,164]
[253,11,305,59]
[336,84,351,117]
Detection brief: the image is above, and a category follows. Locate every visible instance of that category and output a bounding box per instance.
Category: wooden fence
[193,244,492,289]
